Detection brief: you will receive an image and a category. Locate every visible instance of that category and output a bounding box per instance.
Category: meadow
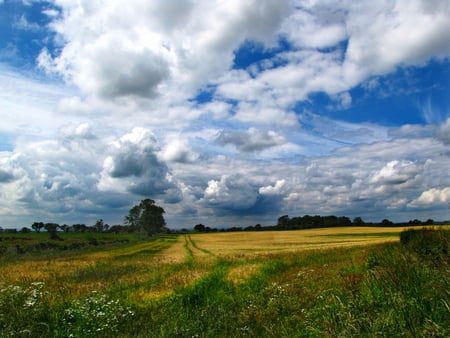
[0,226,448,337]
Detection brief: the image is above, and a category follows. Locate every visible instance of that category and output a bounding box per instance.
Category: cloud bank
[0,0,449,228]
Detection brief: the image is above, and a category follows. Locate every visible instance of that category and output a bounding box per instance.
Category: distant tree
[277,215,290,229]
[59,224,70,233]
[44,223,63,240]
[425,219,434,225]
[353,217,365,226]
[94,219,105,233]
[125,199,166,236]
[31,222,45,233]
[194,224,206,232]
[381,219,394,227]
[20,227,31,233]
[72,224,88,233]
[109,224,130,234]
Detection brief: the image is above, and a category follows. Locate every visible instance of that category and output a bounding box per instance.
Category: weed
[62,291,134,337]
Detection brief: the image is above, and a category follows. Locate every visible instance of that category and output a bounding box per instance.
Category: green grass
[0,229,449,337]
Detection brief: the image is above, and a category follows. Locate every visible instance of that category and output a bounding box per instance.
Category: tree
[277,215,290,229]
[353,217,365,226]
[44,223,62,240]
[31,222,45,233]
[193,224,206,232]
[72,224,87,233]
[125,199,166,236]
[381,219,394,227]
[94,219,105,233]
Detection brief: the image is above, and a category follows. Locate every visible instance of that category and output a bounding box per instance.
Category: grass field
[0,226,448,337]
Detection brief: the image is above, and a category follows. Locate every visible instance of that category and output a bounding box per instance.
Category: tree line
[191,215,438,233]
[1,198,442,236]
[0,199,167,238]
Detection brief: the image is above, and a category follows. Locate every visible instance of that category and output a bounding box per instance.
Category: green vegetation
[0,232,140,258]
[0,228,448,337]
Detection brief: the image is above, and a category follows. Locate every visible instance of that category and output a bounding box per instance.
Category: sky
[0,0,450,229]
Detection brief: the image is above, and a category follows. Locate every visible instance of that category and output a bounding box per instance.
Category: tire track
[184,234,215,262]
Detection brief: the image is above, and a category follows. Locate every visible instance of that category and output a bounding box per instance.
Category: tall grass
[1,228,449,337]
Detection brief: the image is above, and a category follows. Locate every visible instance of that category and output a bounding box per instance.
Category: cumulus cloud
[215,128,286,152]
[259,180,286,195]
[2,0,450,228]
[159,138,199,163]
[34,0,450,127]
[98,128,180,201]
[370,160,420,186]
[39,0,289,105]
[202,174,259,211]
[409,187,450,207]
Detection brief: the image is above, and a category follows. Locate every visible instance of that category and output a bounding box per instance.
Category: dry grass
[0,227,431,301]
[227,263,262,285]
[187,227,409,257]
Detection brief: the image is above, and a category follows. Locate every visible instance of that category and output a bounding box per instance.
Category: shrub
[400,227,449,263]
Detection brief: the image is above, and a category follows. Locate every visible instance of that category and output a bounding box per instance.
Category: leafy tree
[44,223,62,240]
[31,222,45,233]
[277,215,290,229]
[353,217,365,226]
[72,224,88,233]
[194,224,206,232]
[125,199,166,236]
[94,219,105,233]
[381,218,394,227]
[59,224,70,233]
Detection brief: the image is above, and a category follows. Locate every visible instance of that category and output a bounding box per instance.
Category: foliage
[124,199,166,236]
[0,282,50,337]
[277,214,353,230]
[0,232,137,257]
[0,283,134,338]
[62,291,134,337]
[400,227,449,262]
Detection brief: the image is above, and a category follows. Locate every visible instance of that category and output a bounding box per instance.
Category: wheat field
[182,226,405,258]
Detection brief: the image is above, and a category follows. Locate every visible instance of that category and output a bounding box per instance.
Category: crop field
[185,227,401,257]
[0,226,448,337]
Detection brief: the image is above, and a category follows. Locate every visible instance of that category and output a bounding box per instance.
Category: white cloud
[409,187,450,207]
[202,174,259,211]
[259,180,286,195]
[215,128,286,153]
[40,0,289,106]
[159,138,199,163]
[370,160,420,185]
[343,0,450,76]
[1,0,450,228]
[282,1,347,48]
[98,128,178,199]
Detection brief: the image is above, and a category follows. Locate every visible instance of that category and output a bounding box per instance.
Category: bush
[400,227,449,263]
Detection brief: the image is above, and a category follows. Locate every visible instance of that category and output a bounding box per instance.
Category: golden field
[183,226,408,258]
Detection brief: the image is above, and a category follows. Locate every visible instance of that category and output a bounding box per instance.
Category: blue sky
[1,0,450,229]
